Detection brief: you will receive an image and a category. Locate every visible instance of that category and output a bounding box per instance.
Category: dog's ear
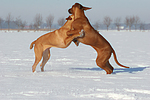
[83,7,92,11]
[75,3,91,11]
[66,16,72,20]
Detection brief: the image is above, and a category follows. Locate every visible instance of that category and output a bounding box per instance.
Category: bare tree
[29,23,33,30]
[14,16,22,32]
[129,16,135,31]
[114,17,121,31]
[93,21,100,30]
[46,14,54,31]
[103,16,112,31]
[125,16,135,31]
[33,14,43,30]
[0,17,3,29]
[134,16,140,31]
[125,16,130,31]
[139,22,145,31]
[20,21,26,30]
[33,23,38,31]
[6,13,13,31]
[57,17,65,27]
[14,16,27,31]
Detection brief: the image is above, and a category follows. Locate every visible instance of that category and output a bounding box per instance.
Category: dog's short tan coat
[67,3,129,74]
[30,15,82,72]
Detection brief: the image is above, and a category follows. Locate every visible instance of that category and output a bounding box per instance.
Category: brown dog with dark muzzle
[30,15,83,72]
[67,3,129,74]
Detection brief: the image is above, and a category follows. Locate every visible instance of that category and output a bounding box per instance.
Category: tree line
[94,16,147,31]
[0,13,148,31]
[0,13,65,31]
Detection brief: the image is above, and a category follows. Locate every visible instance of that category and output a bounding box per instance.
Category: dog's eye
[80,5,83,9]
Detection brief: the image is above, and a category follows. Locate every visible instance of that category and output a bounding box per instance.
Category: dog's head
[68,3,91,14]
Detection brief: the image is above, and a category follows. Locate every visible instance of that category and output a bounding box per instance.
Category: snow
[0,30,150,100]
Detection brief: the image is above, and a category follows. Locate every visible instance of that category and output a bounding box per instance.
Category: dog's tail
[112,49,129,68]
[30,40,36,49]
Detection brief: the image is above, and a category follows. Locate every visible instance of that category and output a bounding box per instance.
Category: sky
[0,0,150,24]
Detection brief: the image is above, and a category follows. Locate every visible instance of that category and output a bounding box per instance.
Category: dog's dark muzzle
[68,8,72,14]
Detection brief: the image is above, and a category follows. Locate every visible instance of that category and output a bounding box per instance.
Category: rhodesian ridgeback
[30,15,83,72]
[67,3,129,74]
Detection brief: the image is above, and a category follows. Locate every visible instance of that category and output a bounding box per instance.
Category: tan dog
[30,15,82,72]
[67,3,129,74]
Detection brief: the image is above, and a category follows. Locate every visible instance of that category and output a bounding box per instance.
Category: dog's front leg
[73,38,80,46]
[78,29,85,37]
[67,29,80,36]
[67,29,84,37]
[64,33,81,45]
[67,29,85,46]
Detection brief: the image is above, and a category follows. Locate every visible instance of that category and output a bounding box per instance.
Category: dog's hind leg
[32,45,43,72]
[95,48,114,74]
[40,48,51,72]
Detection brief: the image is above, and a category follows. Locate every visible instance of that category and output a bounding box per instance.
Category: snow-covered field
[0,30,150,100]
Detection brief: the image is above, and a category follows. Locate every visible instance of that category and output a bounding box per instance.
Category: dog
[30,15,83,72]
[67,3,129,74]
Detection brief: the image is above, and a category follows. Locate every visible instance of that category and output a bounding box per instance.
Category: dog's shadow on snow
[71,66,149,74]
[112,66,149,74]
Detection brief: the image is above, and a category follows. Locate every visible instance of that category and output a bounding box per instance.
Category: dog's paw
[33,71,37,73]
[75,40,80,46]
[73,39,80,46]
[79,29,85,37]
